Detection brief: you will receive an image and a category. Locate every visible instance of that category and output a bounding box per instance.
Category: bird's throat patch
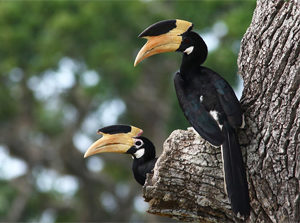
[134,148,145,159]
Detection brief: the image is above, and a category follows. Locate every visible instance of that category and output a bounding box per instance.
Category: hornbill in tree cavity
[134,19,250,217]
[84,125,157,185]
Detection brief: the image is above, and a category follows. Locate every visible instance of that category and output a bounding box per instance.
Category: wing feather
[213,78,243,128]
[174,74,224,146]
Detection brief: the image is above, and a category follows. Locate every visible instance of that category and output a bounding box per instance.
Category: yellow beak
[134,19,192,66]
[84,126,143,158]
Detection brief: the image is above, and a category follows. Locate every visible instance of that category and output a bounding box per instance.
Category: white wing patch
[210,110,219,122]
[134,148,145,159]
[184,46,194,55]
[210,110,223,129]
[200,95,204,102]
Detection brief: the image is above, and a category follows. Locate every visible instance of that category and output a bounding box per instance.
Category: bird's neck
[133,157,144,166]
[180,51,207,74]
[180,55,198,72]
[131,160,145,185]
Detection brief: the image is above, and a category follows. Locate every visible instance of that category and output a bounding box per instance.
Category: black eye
[183,38,190,44]
[134,139,143,147]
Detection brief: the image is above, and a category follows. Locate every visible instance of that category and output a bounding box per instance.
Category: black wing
[213,77,243,128]
[174,73,224,146]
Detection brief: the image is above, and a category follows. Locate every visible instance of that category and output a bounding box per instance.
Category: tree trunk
[142,0,300,222]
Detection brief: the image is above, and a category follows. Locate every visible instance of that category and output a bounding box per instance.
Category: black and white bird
[134,19,250,217]
[84,124,157,185]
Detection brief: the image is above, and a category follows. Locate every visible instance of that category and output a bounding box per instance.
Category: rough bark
[142,0,300,222]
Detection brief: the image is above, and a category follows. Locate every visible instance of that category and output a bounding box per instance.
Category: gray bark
[142,0,300,222]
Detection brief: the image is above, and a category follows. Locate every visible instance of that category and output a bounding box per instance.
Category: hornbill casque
[134,19,250,217]
[84,124,157,185]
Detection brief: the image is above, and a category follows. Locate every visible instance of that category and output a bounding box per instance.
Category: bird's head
[134,19,207,67]
[84,125,155,161]
[125,136,155,161]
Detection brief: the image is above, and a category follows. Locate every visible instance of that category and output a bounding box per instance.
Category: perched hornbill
[84,124,157,185]
[134,19,250,217]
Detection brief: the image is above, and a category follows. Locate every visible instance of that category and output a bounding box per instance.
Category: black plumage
[175,32,249,216]
[127,136,157,185]
[135,19,250,217]
[84,125,157,186]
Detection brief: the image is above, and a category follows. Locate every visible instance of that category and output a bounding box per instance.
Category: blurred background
[0,1,255,222]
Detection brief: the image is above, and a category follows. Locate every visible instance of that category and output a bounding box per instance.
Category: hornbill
[84,124,157,185]
[134,19,250,217]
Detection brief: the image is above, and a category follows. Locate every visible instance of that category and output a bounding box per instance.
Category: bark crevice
[142,0,299,222]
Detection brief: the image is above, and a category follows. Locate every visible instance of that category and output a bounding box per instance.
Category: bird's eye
[134,139,144,148]
[183,38,190,44]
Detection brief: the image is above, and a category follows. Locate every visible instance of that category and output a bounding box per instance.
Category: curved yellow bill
[83,133,134,158]
[134,35,182,66]
[84,126,143,158]
[134,19,192,66]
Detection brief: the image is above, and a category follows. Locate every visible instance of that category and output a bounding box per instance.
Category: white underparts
[134,148,145,159]
[184,46,194,55]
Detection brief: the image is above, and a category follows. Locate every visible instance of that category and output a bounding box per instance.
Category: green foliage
[0,181,17,217]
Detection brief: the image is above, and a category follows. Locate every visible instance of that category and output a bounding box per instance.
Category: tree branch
[143,128,240,222]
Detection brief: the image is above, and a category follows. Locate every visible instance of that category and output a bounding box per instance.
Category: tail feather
[222,121,250,217]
